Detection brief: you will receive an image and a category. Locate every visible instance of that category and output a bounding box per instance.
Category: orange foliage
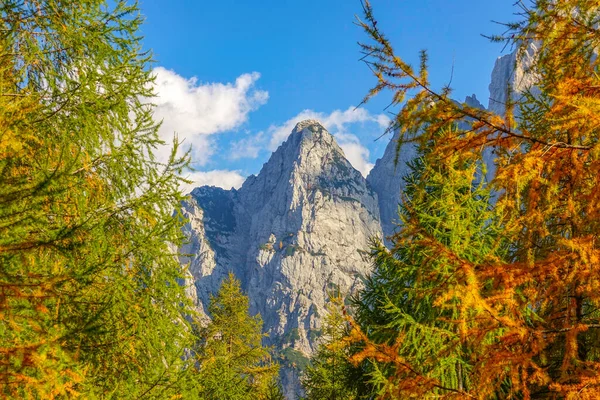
[351,0,600,398]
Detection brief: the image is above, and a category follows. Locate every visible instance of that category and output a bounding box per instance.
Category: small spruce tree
[302,296,359,400]
[195,273,279,400]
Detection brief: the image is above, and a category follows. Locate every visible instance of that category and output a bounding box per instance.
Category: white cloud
[150,67,268,166]
[229,132,264,160]
[267,109,323,151]
[334,132,375,176]
[266,107,390,177]
[181,134,216,167]
[181,170,246,194]
[375,113,391,128]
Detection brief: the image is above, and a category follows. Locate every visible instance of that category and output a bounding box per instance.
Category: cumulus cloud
[334,132,375,176]
[142,67,268,192]
[229,132,265,160]
[181,170,246,194]
[149,67,268,166]
[265,107,390,177]
[179,134,216,167]
[153,67,268,135]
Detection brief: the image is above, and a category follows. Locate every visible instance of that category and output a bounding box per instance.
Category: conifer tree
[302,296,359,400]
[352,0,600,397]
[350,128,505,398]
[195,273,279,399]
[263,379,286,400]
[0,1,197,398]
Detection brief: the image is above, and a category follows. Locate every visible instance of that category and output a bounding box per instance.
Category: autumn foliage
[346,0,600,398]
[0,1,198,398]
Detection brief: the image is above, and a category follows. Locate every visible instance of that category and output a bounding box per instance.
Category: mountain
[179,120,381,396]
[367,42,536,230]
[179,48,527,398]
[365,130,415,243]
[488,42,539,115]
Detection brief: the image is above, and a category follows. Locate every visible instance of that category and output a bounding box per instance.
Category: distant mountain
[488,42,539,115]
[180,120,381,396]
[179,48,528,398]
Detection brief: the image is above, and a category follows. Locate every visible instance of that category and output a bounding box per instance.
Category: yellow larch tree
[347,1,600,398]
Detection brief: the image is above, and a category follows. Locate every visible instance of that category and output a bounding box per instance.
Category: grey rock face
[367,44,535,241]
[488,42,539,115]
[179,187,237,319]
[239,120,381,351]
[365,131,415,243]
[179,120,381,397]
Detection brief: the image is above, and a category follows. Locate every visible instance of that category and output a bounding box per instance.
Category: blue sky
[139,0,516,191]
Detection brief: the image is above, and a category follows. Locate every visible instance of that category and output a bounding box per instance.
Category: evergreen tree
[350,128,505,398]
[263,379,286,400]
[354,0,600,397]
[302,296,359,400]
[0,1,197,397]
[195,273,279,399]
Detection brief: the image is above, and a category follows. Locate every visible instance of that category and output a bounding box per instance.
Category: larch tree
[302,296,359,400]
[0,0,198,398]
[348,0,600,398]
[350,128,506,399]
[195,273,279,400]
[263,379,286,400]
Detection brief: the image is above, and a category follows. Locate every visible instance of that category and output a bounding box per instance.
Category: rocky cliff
[488,42,538,115]
[180,120,382,396]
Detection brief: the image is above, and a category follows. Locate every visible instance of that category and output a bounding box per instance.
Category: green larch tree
[353,0,600,397]
[302,296,359,400]
[350,128,506,398]
[263,379,286,400]
[195,272,279,400]
[0,0,198,398]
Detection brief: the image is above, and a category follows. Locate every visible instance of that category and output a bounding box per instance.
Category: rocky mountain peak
[179,46,532,397]
[488,42,539,115]
[465,93,484,109]
[292,119,326,135]
[180,119,382,397]
[277,119,343,164]
[239,120,365,213]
